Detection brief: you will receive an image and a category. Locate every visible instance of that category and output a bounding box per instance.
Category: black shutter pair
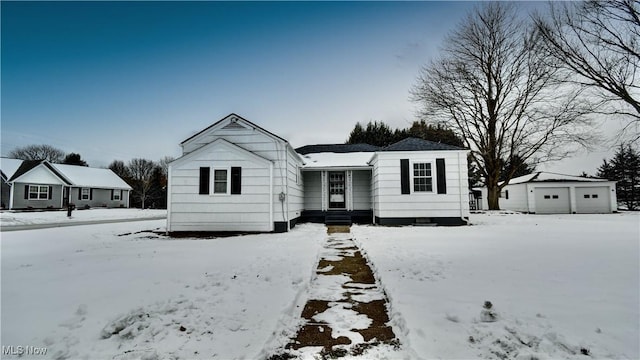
[199,167,241,194]
[77,188,92,200]
[400,158,447,194]
[111,189,124,201]
[22,185,53,199]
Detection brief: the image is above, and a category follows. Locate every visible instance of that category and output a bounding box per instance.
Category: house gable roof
[172,138,273,168]
[180,113,288,145]
[51,164,132,189]
[9,160,73,185]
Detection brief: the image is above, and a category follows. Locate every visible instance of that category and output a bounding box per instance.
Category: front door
[328,171,346,209]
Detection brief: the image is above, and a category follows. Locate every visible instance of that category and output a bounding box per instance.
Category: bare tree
[411,2,593,210]
[108,160,131,181]
[534,0,640,141]
[9,144,65,163]
[157,156,175,178]
[128,158,156,209]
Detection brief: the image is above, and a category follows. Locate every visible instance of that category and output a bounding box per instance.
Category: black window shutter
[436,158,447,194]
[199,167,210,194]
[78,188,82,200]
[90,188,93,200]
[400,159,410,194]
[111,189,114,200]
[505,190,509,200]
[231,167,242,194]
[48,186,53,199]
[120,190,123,200]
[24,185,29,199]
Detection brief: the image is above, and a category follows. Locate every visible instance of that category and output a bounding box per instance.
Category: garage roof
[508,172,610,185]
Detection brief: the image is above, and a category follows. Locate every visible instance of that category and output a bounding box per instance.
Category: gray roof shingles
[296,138,465,154]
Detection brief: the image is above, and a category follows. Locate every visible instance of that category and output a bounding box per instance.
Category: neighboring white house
[1,158,132,210]
[477,172,617,214]
[167,113,470,233]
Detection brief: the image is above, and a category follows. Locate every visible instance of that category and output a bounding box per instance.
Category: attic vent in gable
[222,119,246,130]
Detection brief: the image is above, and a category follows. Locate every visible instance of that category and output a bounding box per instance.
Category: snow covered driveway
[0,208,167,230]
[353,212,640,359]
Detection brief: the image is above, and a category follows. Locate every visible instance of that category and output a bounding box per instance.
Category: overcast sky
[1,1,626,175]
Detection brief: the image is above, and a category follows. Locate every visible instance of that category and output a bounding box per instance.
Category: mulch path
[270,225,399,358]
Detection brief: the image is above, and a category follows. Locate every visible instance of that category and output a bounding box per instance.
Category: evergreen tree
[346,121,397,146]
[500,155,536,182]
[62,153,88,166]
[597,145,640,210]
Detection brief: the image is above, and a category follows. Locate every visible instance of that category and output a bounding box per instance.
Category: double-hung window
[213,169,228,194]
[413,163,433,192]
[81,188,90,200]
[28,185,49,200]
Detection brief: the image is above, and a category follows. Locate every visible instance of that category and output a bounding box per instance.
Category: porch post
[321,171,327,211]
[346,170,353,211]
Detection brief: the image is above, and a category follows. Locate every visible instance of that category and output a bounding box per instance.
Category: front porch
[301,169,373,225]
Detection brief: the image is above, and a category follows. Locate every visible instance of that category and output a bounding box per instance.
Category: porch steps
[325,213,352,226]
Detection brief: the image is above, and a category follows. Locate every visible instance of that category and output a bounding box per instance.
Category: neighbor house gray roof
[380,137,466,151]
[296,144,381,155]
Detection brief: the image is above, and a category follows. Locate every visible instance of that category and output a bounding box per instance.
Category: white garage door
[535,187,570,214]
[575,186,611,213]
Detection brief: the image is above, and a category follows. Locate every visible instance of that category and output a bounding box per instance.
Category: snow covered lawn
[0,208,166,227]
[1,213,638,359]
[353,212,640,359]
[1,221,325,359]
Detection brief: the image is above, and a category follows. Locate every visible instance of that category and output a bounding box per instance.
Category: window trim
[411,161,435,193]
[28,185,49,200]
[212,168,230,195]
[81,188,90,200]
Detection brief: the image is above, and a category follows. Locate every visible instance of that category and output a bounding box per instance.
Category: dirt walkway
[270,226,399,358]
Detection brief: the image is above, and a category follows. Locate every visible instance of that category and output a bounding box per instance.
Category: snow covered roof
[300,152,374,169]
[508,172,610,185]
[1,158,26,180]
[51,164,132,189]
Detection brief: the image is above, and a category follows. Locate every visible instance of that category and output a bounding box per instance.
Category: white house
[1,158,132,210]
[167,114,470,233]
[477,172,617,214]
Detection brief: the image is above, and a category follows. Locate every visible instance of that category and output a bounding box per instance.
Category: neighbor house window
[81,188,90,200]
[28,185,49,200]
[113,191,121,200]
[214,169,228,194]
[413,163,433,192]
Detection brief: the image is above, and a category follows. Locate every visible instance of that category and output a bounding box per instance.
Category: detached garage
[478,172,617,214]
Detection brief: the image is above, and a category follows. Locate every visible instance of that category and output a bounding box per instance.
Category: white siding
[286,147,304,223]
[497,183,529,212]
[169,139,272,232]
[352,170,372,210]
[372,151,469,219]
[170,116,307,232]
[303,171,322,210]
